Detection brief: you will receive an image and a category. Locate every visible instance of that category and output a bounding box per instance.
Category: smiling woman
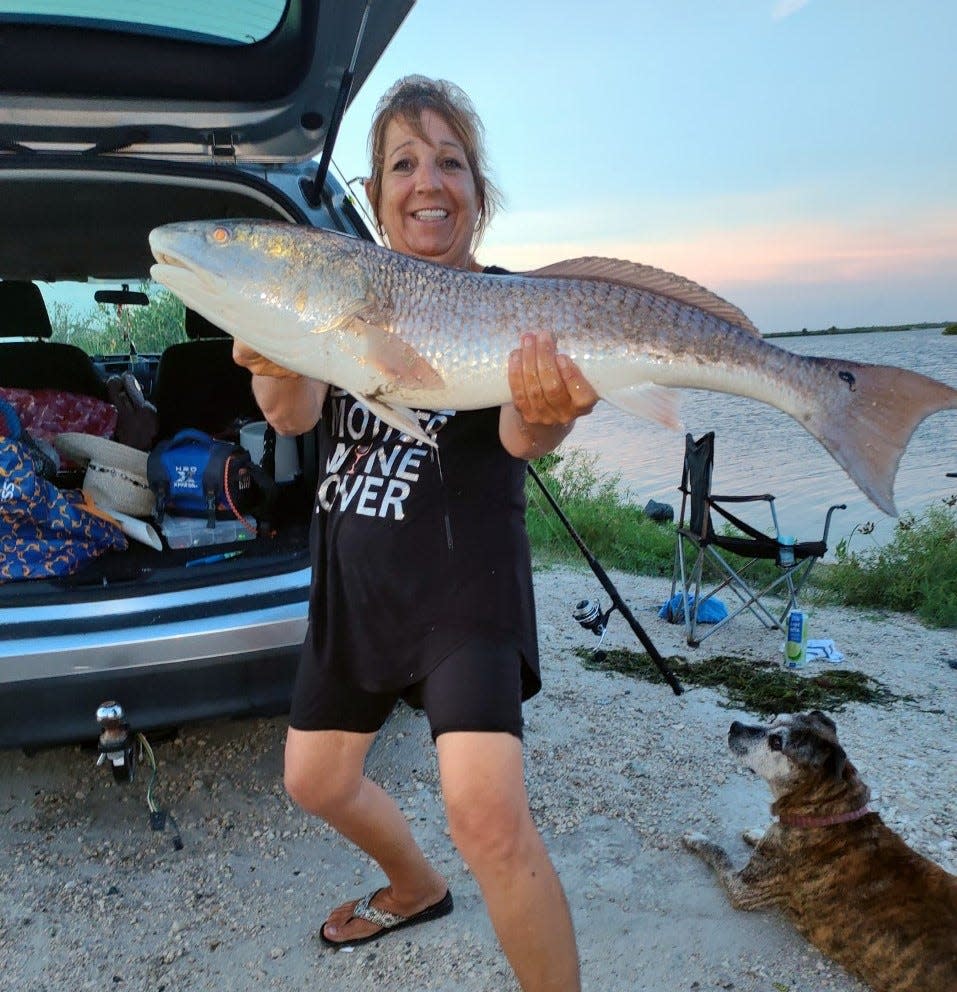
[370,110,482,270]
[363,74,502,263]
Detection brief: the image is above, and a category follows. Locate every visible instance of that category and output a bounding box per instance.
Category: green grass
[529,447,957,629]
[815,504,957,627]
[526,450,675,576]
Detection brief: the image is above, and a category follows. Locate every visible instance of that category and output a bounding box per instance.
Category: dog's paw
[682,831,712,851]
[742,828,765,848]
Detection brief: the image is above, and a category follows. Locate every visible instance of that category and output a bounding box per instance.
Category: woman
[235,75,598,992]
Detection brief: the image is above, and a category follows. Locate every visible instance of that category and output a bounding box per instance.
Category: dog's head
[728,711,848,798]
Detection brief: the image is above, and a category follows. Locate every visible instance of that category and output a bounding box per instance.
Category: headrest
[0,281,53,339]
[184,309,230,340]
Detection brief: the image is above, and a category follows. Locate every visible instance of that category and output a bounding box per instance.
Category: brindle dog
[683,711,957,992]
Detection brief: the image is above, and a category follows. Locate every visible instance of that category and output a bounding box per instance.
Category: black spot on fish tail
[804,361,957,515]
[838,370,857,391]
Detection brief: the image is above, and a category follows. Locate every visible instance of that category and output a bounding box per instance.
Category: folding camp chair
[670,432,845,647]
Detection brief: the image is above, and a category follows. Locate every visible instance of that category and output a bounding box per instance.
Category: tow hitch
[94,700,183,850]
[95,700,137,783]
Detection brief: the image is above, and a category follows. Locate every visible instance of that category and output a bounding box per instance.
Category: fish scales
[376,255,733,396]
[387,267,793,407]
[149,219,957,515]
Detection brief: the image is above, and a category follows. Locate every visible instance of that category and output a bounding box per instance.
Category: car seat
[0,280,109,400]
[151,308,261,440]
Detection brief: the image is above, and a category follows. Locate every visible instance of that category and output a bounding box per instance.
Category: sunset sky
[332,1,957,333]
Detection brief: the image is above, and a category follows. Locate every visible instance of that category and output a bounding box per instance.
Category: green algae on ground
[575,647,903,715]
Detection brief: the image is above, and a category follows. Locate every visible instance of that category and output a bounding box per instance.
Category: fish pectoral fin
[603,383,682,430]
[522,257,761,337]
[359,396,437,449]
[327,297,381,330]
[353,322,445,390]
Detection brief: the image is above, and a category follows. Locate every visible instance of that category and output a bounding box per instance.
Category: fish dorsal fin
[523,257,761,336]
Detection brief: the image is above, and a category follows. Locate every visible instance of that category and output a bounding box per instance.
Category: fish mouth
[148,229,202,277]
[148,231,223,309]
[149,258,220,308]
[148,226,188,268]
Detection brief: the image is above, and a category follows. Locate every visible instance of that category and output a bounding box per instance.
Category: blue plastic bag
[658,593,728,624]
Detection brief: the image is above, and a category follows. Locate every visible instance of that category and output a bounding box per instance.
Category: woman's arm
[499,332,599,459]
[233,342,329,436]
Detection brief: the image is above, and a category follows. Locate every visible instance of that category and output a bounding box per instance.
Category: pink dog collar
[778,805,871,828]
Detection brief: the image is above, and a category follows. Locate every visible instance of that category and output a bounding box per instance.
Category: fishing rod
[527,463,683,696]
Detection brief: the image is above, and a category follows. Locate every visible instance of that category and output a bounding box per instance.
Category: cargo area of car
[0,163,323,604]
[0,0,416,749]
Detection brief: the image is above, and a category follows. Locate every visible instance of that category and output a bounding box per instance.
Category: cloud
[484,208,957,287]
[481,206,957,331]
[772,0,810,20]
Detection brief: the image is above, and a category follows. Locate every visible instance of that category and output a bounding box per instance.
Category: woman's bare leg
[437,731,580,992]
[284,727,448,943]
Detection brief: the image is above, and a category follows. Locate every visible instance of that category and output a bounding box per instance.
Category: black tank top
[305,293,541,698]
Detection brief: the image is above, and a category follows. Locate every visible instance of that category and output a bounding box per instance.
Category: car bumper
[0,569,309,750]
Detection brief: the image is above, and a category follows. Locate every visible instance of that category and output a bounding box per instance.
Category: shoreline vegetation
[527,449,957,629]
[765,320,955,339]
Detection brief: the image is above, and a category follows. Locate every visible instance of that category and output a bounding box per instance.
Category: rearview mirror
[94,289,150,306]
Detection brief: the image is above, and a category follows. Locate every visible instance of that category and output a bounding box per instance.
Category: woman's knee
[283,729,367,816]
[438,731,534,867]
[444,786,534,868]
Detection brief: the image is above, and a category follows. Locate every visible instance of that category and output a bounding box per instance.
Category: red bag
[0,386,117,464]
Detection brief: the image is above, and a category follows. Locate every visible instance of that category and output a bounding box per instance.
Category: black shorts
[288,636,525,740]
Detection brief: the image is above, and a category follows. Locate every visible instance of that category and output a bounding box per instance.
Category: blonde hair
[366,75,502,246]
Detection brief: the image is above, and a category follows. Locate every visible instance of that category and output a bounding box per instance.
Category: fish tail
[806,360,957,515]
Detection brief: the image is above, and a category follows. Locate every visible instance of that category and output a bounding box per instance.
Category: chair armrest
[821,504,847,544]
[713,492,785,541]
[710,493,774,503]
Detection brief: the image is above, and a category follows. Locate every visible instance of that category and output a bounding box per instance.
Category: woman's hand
[507,332,598,425]
[232,341,302,380]
[499,332,599,459]
[233,341,326,435]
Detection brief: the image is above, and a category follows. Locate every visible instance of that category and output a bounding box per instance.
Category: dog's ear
[808,710,837,732]
[824,741,848,780]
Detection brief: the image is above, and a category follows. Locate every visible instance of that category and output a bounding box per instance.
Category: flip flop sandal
[319,888,454,948]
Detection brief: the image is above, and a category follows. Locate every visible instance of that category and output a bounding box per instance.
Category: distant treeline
[767,321,955,339]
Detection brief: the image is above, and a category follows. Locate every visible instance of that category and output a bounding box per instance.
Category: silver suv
[0,0,414,751]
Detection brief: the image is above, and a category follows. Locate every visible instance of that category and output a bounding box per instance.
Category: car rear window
[0,0,287,44]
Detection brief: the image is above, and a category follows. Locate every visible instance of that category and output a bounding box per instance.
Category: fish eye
[210,226,231,244]
[768,733,783,751]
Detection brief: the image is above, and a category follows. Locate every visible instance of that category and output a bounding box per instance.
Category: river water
[569,327,957,555]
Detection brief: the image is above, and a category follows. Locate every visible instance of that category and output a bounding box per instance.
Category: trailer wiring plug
[138,733,183,851]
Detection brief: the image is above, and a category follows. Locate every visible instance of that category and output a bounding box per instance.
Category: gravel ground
[1,566,954,992]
